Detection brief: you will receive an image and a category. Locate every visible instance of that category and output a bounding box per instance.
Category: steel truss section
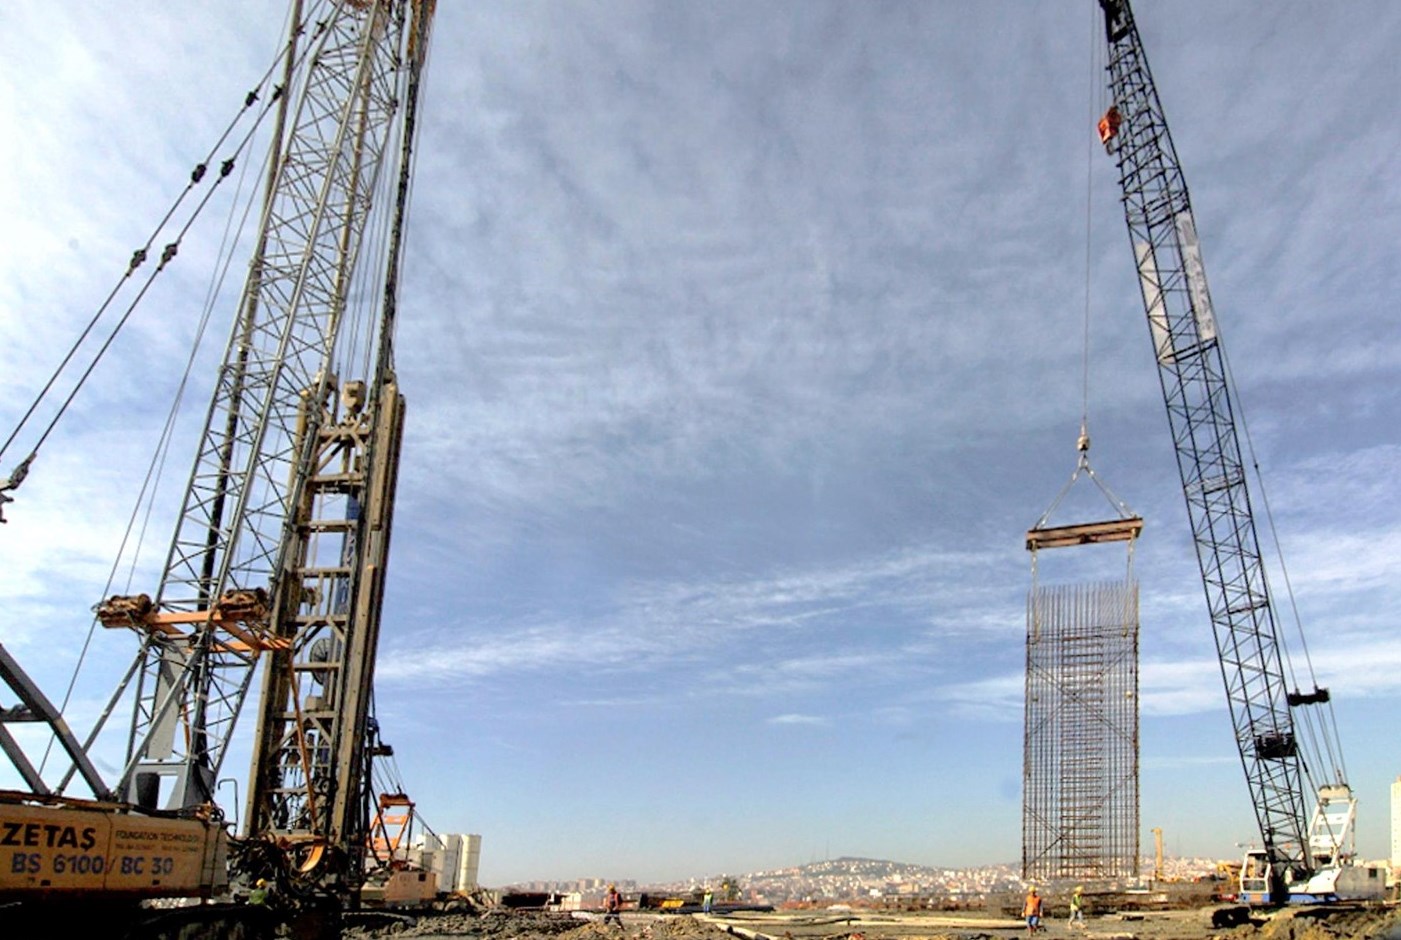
[116,1,414,811]
[1023,580,1140,883]
[0,644,111,799]
[1098,0,1311,878]
[243,378,404,884]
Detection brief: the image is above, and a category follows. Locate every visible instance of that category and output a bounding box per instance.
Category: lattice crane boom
[93,4,438,896]
[0,1,437,921]
[1096,0,1328,899]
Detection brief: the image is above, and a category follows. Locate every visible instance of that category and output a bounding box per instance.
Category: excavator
[1095,0,1384,909]
[0,1,437,935]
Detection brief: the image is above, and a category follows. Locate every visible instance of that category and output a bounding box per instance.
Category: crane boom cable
[1219,342,1347,786]
[349,21,426,386]
[38,131,278,782]
[11,97,309,467]
[1080,139,1092,431]
[1033,13,1139,539]
[348,121,402,381]
[0,4,335,486]
[1080,0,1101,437]
[373,0,437,395]
[37,0,324,784]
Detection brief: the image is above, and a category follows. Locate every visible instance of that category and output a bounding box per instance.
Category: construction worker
[248,878,269,906]
[603,883,623,927]
[1068,885,1086,929]
[1022,886,1043,935]
[703,887,713,913]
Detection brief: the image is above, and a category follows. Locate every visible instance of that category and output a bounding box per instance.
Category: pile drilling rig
[1,0,437,931]
[1096,0,1376,906]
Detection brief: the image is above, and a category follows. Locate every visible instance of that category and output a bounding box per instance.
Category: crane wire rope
[351,0,438,390]
[1199,327,1339,818]
[356,15,440,849]
[0,7,331,477]
[318,11,441,822]
[1220,342,1347,787]
[1080,2,1104,441]
[330,15,440,824]
[33,0,331,782]
[1030,11,1137,554]
[378,13,434,383]
[350,130,399,381]
[1030,10,1138,597]
[313,2,431,695]
[322,124,412,579]
[349,28,413,386]
[41,137,279,782]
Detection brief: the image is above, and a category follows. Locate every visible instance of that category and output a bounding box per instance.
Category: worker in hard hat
[603,883,623,927]
[249,878,269,906]
[1022,886,1043,935]
[1068,885,1086,929]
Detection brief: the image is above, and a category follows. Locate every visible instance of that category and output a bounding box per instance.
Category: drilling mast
[92,0,437,891]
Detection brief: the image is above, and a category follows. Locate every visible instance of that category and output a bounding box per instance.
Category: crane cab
[1239,853,1388,906]
[1238,784,1386,905]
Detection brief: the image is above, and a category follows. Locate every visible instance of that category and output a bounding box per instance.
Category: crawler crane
[0,0,437,933]
[1096,0,1377,907]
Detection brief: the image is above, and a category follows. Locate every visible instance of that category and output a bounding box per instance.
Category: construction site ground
[340,905,1401,940]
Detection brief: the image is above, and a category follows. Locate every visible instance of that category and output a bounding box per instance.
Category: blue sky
[1,2,1399,886]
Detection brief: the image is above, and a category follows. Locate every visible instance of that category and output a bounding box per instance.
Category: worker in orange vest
[603,884,623,927]
[1022,887,1044,934]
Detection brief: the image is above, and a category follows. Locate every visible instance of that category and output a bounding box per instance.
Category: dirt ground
[340,906,1401,940]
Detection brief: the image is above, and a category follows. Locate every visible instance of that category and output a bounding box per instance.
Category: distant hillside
[723,855,1024,902]
[789,856,951,879]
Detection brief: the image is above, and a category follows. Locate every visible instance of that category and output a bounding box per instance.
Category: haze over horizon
[1,2,1398,886]
[499,851,1223,890]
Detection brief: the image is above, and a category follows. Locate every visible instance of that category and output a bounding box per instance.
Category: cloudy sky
[1,2,1399,886]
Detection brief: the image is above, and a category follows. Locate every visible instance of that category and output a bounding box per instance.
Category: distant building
[1391,777,1401,870]
[416,833,483,893]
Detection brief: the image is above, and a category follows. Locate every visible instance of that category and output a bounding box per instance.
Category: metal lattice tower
[93,0,437,844]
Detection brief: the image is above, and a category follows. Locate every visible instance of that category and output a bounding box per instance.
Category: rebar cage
[1023,578,1140,883]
